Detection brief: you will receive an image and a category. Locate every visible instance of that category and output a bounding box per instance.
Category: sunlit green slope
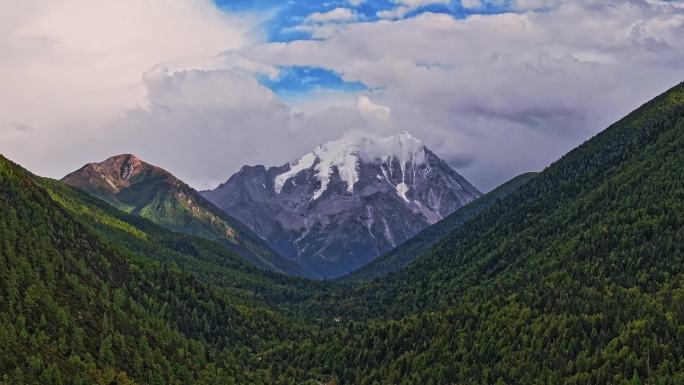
[62,154,310,277]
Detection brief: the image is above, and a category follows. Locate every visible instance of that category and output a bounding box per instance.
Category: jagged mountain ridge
[202,131,482,278]
[62,154,310,277]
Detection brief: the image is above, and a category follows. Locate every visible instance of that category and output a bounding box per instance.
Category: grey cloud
[9,122,34,134]
[0,0,254,181]
[443,153,476,169]
[100,68,389,189]
[85,0,684,191]
[233,1,684,190]
[2,0,683,193]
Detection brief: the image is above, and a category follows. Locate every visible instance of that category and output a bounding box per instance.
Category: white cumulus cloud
[305,8,357,23]
[2,0,683,192]
[237,0,684,190]
[461,0,483,9]
[0,0,255,179]
[379,0,451,19]
[357,96,392,124]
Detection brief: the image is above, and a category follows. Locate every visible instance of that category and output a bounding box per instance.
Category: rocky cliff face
[202,132,481,278]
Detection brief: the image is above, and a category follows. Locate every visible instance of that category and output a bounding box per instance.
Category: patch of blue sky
[212,1,486,42]
[459,0,559,15]
[261,1,411,42]
[214,1,350,42]
[259,66,367,98]
[351,0,412,20]
[213,0,282,12]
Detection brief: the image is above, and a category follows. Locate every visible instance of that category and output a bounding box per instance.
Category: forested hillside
[264,82,684,384]
[1,81,683,385]
[343,172,537,282]
[0,155,322,384]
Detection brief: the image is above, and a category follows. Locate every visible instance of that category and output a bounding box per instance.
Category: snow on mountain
[274,152,316,194]
[275,131,427,202]
[202,131,482,279]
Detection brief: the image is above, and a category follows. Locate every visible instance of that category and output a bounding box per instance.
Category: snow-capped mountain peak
[202,131,481,278]
[275,131,427,201]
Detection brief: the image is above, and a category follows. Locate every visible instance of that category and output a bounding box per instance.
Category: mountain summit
[63,154,158,198]
[202,131,481,278]
[62,154,309,277]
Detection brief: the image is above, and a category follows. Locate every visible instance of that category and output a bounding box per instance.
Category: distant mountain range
[62,154,310,277]
[202,131,481,278]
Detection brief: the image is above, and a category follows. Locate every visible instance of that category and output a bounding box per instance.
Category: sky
[1,0,683,191]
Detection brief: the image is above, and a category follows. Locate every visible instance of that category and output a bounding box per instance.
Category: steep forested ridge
[343,172,537,282]
[1,81,684,385]
[0,155,322,384]
[263,82,684,384]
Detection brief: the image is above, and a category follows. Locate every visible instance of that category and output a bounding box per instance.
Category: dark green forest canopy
[0,81,683,385]
[0,155,325,384]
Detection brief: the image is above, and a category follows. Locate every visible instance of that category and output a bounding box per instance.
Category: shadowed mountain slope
[203,132,481,278]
